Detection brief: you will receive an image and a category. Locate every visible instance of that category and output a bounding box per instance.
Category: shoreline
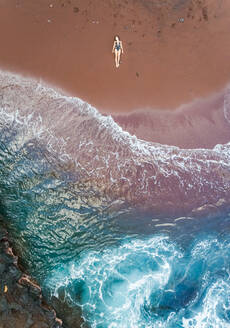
[1,66,230,151]
[111,88,230,148]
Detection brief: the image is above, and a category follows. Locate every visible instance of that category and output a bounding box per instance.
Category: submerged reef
[0,219,63,328]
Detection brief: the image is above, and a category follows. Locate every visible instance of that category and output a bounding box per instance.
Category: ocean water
[0,70,230,327]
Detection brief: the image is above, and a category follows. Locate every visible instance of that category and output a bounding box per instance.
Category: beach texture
[0,0,229,112]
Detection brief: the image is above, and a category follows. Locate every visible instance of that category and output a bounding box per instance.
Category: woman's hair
[114,35,120,41]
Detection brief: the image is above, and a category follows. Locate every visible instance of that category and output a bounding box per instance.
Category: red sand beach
[0,0,230,114]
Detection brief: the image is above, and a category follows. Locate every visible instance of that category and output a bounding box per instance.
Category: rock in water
[0,222,63,328]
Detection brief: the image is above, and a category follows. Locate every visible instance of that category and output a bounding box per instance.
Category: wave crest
[0,70,230,215]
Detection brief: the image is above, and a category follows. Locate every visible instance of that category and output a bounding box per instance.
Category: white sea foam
[0,69,230,211]
[46,236,179,328]
[44,234,230,328]
[182,279,230,328]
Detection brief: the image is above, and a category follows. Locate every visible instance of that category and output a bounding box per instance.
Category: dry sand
[0,0,230,114]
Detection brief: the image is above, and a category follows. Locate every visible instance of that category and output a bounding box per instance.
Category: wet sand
[113,90,230,148]
[0,0,230,114]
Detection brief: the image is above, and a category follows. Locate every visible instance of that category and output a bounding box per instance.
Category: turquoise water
[46,233,230,328]
[1,71,230,327]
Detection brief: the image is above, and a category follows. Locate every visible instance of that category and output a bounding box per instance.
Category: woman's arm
[112,41,115,53]
[120,41,124,53]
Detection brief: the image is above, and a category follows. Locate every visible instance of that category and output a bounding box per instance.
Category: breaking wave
[46,233,230,328]
[0,70,230,327]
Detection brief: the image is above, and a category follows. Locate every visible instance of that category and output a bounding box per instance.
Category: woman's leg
[117,50,121,67]
[115,50,118,67]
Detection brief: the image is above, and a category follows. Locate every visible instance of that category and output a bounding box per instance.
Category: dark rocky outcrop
[0,226,63,328]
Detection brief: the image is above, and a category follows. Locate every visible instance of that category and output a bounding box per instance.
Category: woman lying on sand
[112,35,123,68]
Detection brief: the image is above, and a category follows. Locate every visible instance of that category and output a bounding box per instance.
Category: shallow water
[1,70,230,327]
